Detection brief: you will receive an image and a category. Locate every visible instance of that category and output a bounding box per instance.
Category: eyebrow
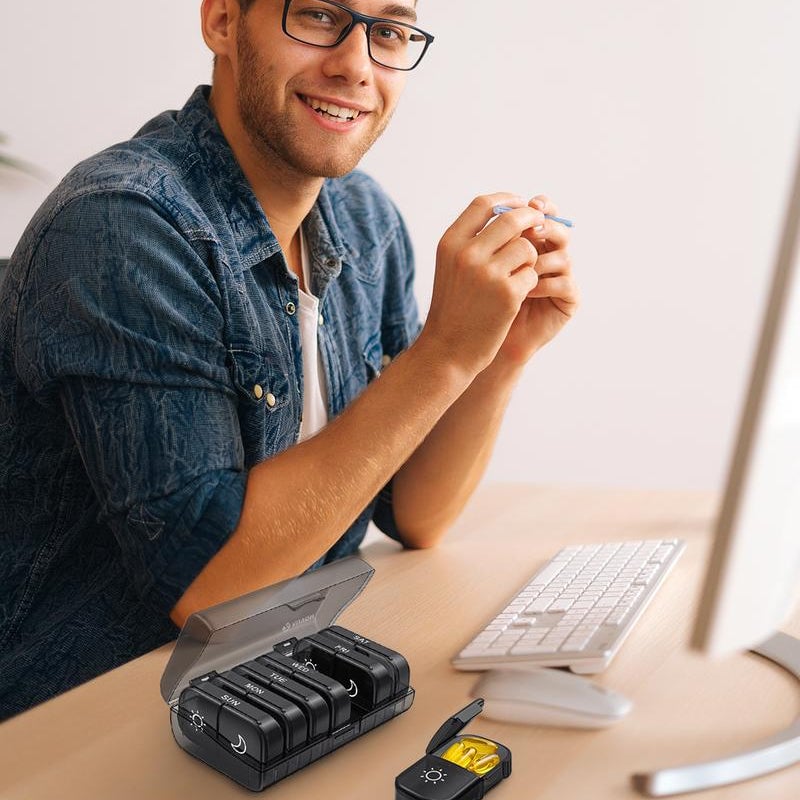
[377,3,418,23]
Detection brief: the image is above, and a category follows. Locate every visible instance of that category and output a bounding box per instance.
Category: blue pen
[492,204,575,228]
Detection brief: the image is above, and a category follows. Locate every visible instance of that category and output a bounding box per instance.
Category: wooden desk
[1,485,799,799]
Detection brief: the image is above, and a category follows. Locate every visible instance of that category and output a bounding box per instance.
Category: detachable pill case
[395,699,512,800]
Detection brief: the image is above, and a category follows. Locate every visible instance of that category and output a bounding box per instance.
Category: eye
[300,9,335,25]
[371,24,408,45]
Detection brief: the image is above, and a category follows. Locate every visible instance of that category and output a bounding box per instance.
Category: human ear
[200,0,239,61]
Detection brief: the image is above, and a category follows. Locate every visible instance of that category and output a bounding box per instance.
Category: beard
[235,20,394,179]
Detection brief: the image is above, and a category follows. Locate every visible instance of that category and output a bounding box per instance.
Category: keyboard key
[510,643,556,655]
[530,562,567,586]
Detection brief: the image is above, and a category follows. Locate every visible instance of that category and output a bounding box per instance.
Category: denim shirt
[0,86,421,719]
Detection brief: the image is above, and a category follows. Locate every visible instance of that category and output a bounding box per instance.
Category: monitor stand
[631,631,800,796]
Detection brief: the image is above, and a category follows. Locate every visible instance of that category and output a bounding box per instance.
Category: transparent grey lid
[160,556,374,705]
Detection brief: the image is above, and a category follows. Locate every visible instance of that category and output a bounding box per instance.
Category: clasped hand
[423,192,580,379]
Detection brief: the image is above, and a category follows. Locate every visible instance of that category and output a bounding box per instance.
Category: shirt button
[318,314,324,326]
[325,258,338,268]
[381,354,392,367]
[266,393,277,408]
[285,302,297,316]
[253,384,264,400]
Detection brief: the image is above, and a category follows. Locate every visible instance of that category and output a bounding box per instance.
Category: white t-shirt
[297,232,329,442]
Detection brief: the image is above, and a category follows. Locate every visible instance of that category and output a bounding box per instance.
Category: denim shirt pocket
[362,330,384,383]
[347,237,386,286]
[229,348,289,407]
[229,348,293,464]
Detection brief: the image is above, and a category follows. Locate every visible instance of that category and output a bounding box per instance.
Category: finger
[490,235,539,278]
[522,218,570,255]
[529,194,559,217]
[445,193,533,242]
[476,206,546,255]
[532,248,572,277]
[509,263,540,297]
[526,276,580,310]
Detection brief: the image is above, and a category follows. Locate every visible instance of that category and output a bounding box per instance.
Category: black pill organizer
[396,699,512,800]
[160,557,414,791]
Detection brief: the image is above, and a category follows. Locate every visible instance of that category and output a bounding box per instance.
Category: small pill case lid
[396,700,512,800]
[160,556,374,706]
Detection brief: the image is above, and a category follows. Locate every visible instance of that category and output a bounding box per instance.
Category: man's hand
[494,195,580,369]
[389,193,575,544]
[419,193,546,380]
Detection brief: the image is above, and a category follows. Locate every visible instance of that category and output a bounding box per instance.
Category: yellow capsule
[460,737,498,757]
[471,754,501,775]
[441,741,466,763]
[456,746,478,768]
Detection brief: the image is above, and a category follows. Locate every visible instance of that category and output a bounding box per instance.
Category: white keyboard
[453,539,685,674]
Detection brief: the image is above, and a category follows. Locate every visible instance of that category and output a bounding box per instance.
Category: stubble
[236,20,395,179]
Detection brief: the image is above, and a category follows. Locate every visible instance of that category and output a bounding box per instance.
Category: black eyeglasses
[281,0,435,72]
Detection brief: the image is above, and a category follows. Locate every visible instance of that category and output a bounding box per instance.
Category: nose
[320,22,373,84]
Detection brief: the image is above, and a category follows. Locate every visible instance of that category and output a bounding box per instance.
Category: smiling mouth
[299,94,364,122]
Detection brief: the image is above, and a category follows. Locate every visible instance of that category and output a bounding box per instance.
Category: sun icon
[189,711,205,731]
[303,659,318,671]
[420,767,447,784]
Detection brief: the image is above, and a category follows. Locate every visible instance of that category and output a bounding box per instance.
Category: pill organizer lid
[160,556,374,705]
[426,699,485,754]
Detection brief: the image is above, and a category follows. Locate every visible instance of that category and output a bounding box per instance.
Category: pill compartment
[161,556,414,791]
[395,700,511,800]
[436,736,506,777]
[293,628,397,710]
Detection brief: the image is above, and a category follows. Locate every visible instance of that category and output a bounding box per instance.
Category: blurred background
[2,1,799,492]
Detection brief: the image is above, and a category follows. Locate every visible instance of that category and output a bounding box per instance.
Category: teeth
[303,95,361,121]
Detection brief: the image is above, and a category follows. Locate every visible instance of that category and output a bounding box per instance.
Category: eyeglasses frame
[281,0,435,71]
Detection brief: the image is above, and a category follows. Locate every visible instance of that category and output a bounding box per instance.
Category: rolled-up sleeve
[15,189,246,615]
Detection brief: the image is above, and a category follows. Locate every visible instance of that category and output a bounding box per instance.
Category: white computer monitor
[633,137,800,796]
[691,137,800,658]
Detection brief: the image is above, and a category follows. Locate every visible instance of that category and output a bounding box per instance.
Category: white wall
[2,1,799,492]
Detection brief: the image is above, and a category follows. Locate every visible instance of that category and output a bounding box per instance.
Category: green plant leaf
[0,132,45,179]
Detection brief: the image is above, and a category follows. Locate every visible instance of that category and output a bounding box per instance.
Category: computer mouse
[472,667,633,729]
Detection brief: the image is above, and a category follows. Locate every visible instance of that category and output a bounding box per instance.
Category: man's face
[234,0,413,179]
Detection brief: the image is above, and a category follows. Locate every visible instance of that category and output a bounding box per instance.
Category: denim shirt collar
[177,85,349,296]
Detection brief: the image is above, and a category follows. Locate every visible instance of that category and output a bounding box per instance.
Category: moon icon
[231,734,247,755]
[346,679,358,698]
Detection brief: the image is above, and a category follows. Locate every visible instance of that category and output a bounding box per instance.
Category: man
[0,0,578,720]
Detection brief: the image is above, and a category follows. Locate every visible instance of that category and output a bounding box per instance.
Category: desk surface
[2,484,799,799]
